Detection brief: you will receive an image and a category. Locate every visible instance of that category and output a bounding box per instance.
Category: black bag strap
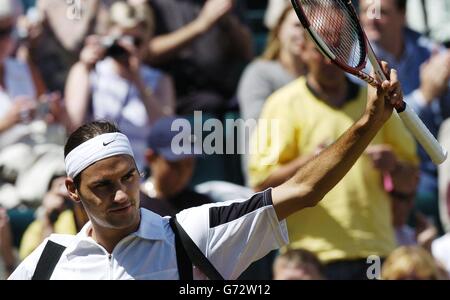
[169,217,193,280]
[169,217,224,280]
[31,240,66,280]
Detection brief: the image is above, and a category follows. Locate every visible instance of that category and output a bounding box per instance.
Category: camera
[101,35,137,60]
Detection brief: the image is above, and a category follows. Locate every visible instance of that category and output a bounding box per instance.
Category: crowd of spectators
[1,0,449,280]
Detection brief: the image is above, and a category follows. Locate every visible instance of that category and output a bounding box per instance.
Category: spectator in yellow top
[248,30,419,280]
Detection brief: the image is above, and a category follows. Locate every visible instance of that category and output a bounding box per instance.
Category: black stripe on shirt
[209,189,273,228]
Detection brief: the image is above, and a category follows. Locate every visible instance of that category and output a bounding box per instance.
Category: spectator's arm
[64,62,92,131]
[147,0,234,64]
[365,144,419,196]
[64,36,105,131]
[419,51,450,105]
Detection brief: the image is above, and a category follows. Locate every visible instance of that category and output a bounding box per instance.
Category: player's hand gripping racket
[291,0,447,164]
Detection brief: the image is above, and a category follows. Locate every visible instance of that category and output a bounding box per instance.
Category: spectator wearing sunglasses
[65,1,175,171]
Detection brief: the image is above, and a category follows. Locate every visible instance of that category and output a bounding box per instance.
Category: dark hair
[395,0,407,11]
[64,121,121,186]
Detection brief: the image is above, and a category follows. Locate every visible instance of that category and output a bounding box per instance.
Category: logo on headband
[103,140,116,146]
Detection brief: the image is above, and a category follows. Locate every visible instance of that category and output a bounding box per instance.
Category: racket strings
[300,0,365,69]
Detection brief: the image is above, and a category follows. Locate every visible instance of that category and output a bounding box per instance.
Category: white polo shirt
[9,189,288,280]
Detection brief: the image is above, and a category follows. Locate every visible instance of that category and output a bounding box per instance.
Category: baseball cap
[147,116,202,162]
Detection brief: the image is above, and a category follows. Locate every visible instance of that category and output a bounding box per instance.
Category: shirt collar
[64,208,167,258]
[132,208,167,240]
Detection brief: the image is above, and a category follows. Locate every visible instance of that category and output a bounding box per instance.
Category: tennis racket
[291,0,447,165]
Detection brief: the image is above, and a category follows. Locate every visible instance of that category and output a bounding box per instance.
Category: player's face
[69,155,141,231]
[359,0,406,44]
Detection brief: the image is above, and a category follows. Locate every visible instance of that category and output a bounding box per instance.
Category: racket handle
[367,47,447,164]
[397,104,447,165]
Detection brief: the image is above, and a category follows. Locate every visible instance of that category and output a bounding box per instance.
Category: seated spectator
[382,246,448,280]
[237,5,306,184]
[18,175,88,260]
[140,116,213,217]
[65,1,175,171]
[238,5,306,124]
[359,0,450,233]
[273,248,325,280]
[147,0,253,116]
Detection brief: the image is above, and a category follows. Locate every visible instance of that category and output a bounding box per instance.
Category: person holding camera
[65,1,175,171]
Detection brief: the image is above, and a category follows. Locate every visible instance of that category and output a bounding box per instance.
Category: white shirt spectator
[9,189,288,279]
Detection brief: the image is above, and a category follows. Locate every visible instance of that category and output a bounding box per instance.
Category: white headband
[65,133,135,178]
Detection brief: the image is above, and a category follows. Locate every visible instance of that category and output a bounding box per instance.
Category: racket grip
[397,104,447,165]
